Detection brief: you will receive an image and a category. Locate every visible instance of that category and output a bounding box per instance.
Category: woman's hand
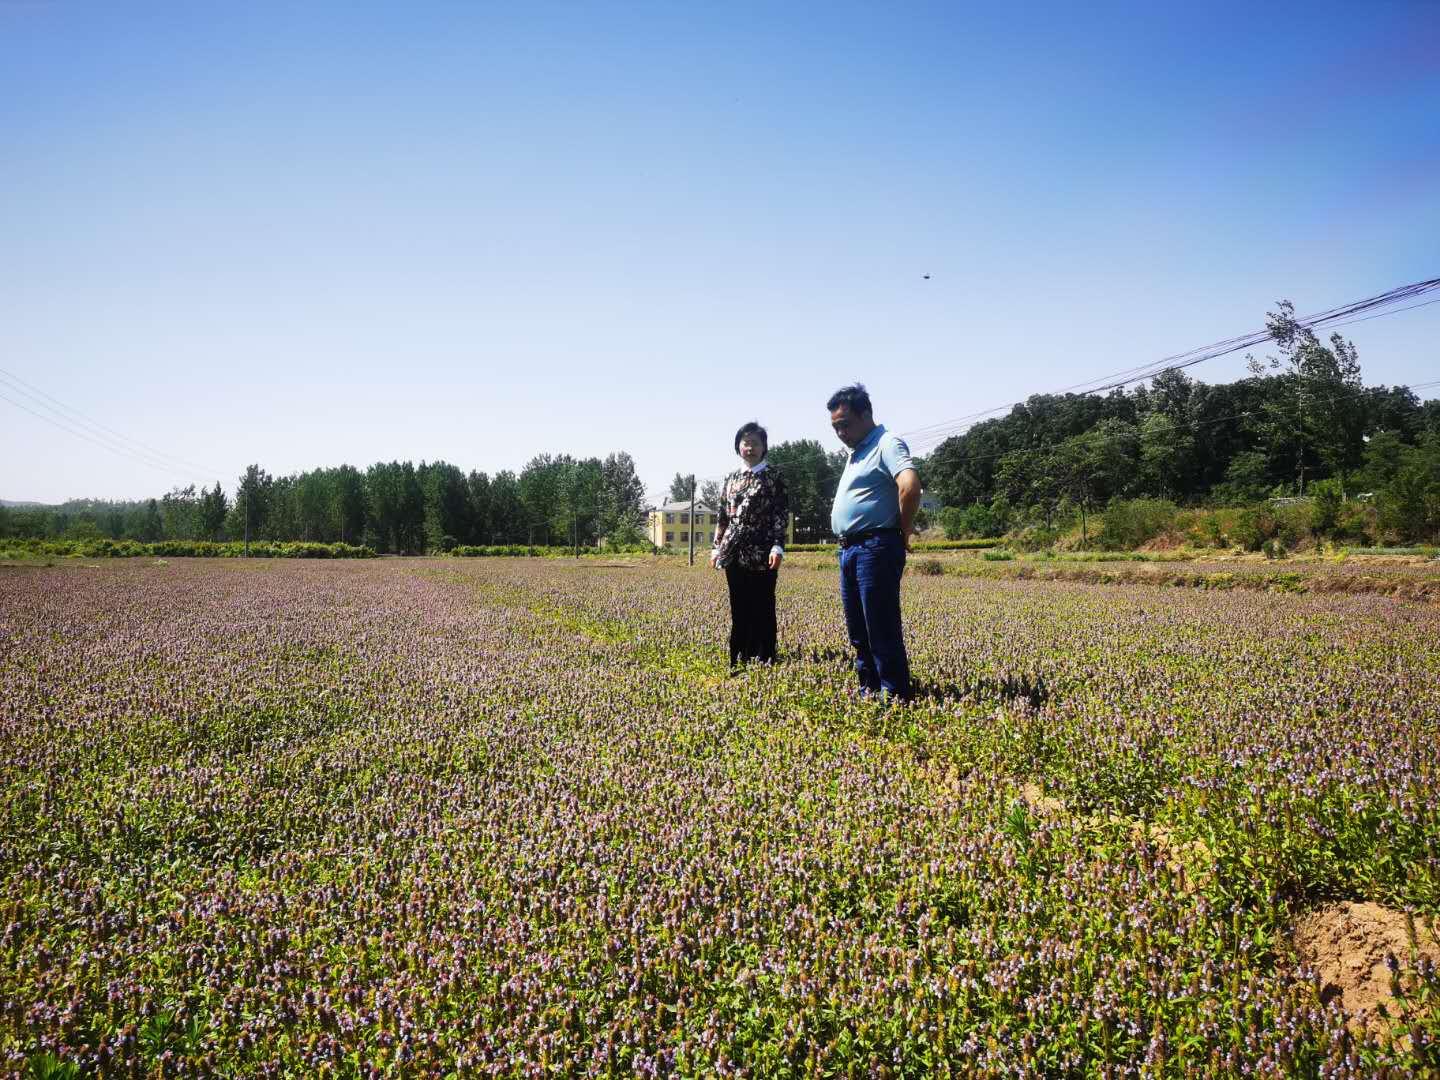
[709,549,722,569]
[768,551,783,571]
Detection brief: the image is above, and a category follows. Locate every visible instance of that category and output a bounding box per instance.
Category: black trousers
[725,564,778,666]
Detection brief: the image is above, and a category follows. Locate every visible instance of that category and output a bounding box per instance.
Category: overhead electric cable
[900,276,1440,453]
[0,387,219,486]
[0,365,225,479]
[919,376,1440,471]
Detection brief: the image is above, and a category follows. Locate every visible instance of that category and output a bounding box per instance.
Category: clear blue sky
[3,1,1437,504]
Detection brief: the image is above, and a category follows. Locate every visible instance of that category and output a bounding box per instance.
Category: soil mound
[1292,901,1440,1036]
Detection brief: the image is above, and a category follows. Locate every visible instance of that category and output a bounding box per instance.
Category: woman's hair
[826,383,872,415]
[734,421,768,456]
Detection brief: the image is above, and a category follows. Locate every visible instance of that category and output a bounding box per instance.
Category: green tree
[519,455,571,545]
[488,470,525,544]
[1138,413,1194,498]
[421,461,472,552]
[199,482,228,541]
[467,471,492,544]
[139,499,163,543]
[668,473,697,502]
[233,464,272,544]
[159,485,200,540]
[365,462,415,553]
[1212,450,1272,505]
[599,453,646,543]
[1377,460,1439,543]
[1309,478,1344,537]
[334,466,367,545]
[295,471,335,542]
[1252,300,1365,492]
[1050,419,1138,544]
[767,439,844,542]
[1355,430,1408,493]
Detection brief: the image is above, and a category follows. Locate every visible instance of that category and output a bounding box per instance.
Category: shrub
[983,549,1015,561]
[1096,499,1178,551]
[1309,480,1343,537]
[787,538,999,553]
[941,503,1003,540]
[0,538,377,559]
[913,558,945,576]
[1186,513,1226,549]
[1010,526,1059,553]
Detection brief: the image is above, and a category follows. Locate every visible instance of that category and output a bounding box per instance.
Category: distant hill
[0,499,46,509]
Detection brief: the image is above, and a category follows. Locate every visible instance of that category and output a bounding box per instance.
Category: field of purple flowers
[2,557,1438,1077]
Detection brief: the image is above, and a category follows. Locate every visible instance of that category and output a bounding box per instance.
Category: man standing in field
[827,384,920,702]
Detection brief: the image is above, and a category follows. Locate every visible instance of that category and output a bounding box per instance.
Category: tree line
[6,301,1437,550]
[1,453,648,555]
[923,303,1440,539]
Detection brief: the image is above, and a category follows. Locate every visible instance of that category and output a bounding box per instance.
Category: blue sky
[3,1,1437,504]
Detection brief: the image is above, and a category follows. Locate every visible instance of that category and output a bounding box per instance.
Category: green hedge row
[788,537,1001,552]
[450,542,657,558]
[0,539,377,559]
[451,544,601,558]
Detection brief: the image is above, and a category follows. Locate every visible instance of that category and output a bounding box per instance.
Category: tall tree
[1137,413,1194,498]
[488,470,524,543]
[1252,301,1365,492]
[668,473,697,502]
[334,466,367,545]
[598,452,646,542]
[234,464,273,543]
[421,461,472,551]
[519,454,571,545]
[767,440,844,542]
[199,482,229,541]
[467,471,492,545]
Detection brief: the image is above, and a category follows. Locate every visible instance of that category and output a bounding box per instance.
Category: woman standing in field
[710,422,789,669]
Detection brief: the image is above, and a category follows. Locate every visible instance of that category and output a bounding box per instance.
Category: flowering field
[2,557,1438,1077]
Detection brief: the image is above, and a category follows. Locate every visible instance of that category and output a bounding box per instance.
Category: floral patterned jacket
[713,465,789,571]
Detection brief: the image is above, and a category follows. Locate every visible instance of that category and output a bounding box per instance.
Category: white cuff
[770,545,784,558]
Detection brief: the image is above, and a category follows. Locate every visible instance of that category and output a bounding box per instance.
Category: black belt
[837,527,900,549]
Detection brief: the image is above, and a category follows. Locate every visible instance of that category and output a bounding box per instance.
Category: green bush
[1095,499,1178,551]
[912,558,945,575]
[1227,503,1312,552]
[940,503,1005,540]
[1309,480,1343,537]
[1010,526,1059,553]
[450,544,636,558]
[0,539,377,559]
[787,538,1000,553]
[1185,512,1226,549]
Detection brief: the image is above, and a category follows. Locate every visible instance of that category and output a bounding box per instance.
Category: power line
[900,276,1440,453]
[0,365,226,480]
[0,386,221,488]
[923,377,1440,473]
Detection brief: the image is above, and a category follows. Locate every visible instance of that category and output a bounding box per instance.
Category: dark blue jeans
[838,530,912,699]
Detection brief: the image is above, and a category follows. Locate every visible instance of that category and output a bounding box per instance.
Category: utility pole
[688,482,697,567]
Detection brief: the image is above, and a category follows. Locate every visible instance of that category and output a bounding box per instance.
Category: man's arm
[896,468,921,550]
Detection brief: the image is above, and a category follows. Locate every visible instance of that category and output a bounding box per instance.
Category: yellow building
[647,501,721,549]
[645,501,795,550]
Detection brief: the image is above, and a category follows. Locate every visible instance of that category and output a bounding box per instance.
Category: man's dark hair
[734,421,768,456]
[826,383,872,415]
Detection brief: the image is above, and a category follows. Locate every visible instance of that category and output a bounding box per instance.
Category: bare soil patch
[1292,901,1440,1037]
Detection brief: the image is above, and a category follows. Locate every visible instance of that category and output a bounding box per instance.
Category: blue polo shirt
[830,424,916,536]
